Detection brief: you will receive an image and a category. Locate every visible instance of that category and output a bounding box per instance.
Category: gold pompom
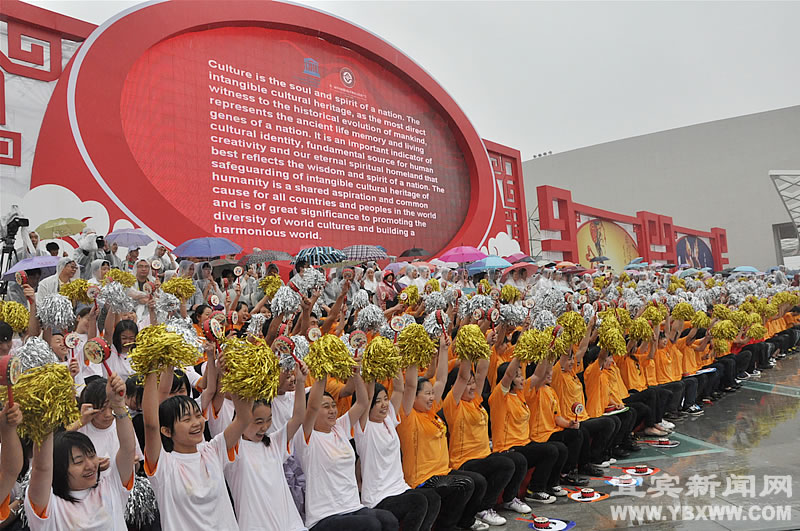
[399,285,421,306]
[599,325,627,357]
[712,304,732,321]
[639,304,664,325]
[692,311,711,329]
[0,301,29,333]
[454,324,490,362]
[305,334,357,382]
[161,276,196,301]
[500,284,520,304]
[59,279,92,304]
[219,337,279,400]
[15,364,79,444]
[710,320,738,341]
[478,278,492,295]
[258,275,283,300]
[104,269,136,288]
[425,278,441,292]
[556,311,586,345]
[729,310,749,330]
[746,324,767,339]
[361,337,403,382]
[671,302,694,321]
[129,324,200,375]
[747,312,761,327]
[515,329,551,363]
[712,338,730,355]
[397,323,435,368]
[628,318,653,342]
[740,301,755,314]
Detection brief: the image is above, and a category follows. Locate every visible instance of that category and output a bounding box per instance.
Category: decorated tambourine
[390,316,406,333]
[571,402,584,421]
[565,293,575,305]
[523,298,534,309]
[64,332,81,363]
[0,354,21,406]
[549,324,563,348]
[489,308,500,325]
[342,269,355,281]
[476,282,488,295]
[307,327,322,342]
[84,337,123,395]
[233,266,244,277]
[207,294,220,307]
[578,294,588,305]
[435,309,446,327]
[202,318,224,342]
[272,335,300,365]
[142,281,156,295]
[349,330,367,352]
[227,311,238,326]
[472,308,485,321]
[150,259,162,271]
[210,311,226,327]
[399,292,409,302]
[14,270,28,286]
[489,288,500,301]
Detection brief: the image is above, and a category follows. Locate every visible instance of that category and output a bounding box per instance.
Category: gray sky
[27,0,800,159]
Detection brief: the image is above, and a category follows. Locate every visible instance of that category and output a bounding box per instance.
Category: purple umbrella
[2,255,60,281]
[384,262,409,275]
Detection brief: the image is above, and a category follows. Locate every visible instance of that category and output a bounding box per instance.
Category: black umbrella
[589,256,609,263]
[400,248,430,258]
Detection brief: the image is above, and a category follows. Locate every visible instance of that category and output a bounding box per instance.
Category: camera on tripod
[1,207,29,251]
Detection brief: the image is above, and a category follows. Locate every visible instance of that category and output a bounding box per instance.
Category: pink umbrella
[504,252,529,262]
[500,263,538,282]
[439,246,487,263]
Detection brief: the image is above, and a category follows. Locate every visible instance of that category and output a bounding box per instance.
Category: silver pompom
[423,310,451,338]
[355,304,386,332]
[278,335,309,371]
[443,286,461,306]
[302,267,327,292]
[352,289,370,312]
[271,286,301,317]
[125,475,158,528]
[581,303,595,323]
[17,336,58,373]
[36,293,75,330]
[423,291,447,314]
[532,309,557,330]
[99,281,136,313]
[165,317,204,356]
[247,313,267,336]
[155,291,180,323]
[498,304,526,328]
[291,335,310,359]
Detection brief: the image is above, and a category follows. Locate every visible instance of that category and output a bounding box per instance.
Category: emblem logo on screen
[303,58,320,78]
[340,67,355,88]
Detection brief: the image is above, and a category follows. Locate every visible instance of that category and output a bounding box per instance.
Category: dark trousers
[510,441,567,491]
[548,428,583,471]
[623,400,650,432]
[624,388,657,427]
[460,453,516,510]
[681,376,698,408]
[376,488,441,531]
[578,416,616,464]
[656,381,685,412]
[418,472,477,531]
[312,507,399,531]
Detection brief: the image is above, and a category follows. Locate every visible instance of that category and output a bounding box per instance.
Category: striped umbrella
[294,246,347,266]
[242,250,293,265]
[343,245,388,261]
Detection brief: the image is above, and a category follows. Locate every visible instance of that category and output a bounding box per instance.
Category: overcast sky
[26,0,800,159]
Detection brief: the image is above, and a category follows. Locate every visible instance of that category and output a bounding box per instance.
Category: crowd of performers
[0,248,798,531]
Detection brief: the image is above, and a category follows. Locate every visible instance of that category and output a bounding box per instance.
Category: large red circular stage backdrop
[31,0,496,256]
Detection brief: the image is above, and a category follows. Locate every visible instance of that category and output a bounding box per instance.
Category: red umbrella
[500,262,538,281]
[504,252,529,262]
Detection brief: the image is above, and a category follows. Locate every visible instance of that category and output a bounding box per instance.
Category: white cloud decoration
[480,231,521,258]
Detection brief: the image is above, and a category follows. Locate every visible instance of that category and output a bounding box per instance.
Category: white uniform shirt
[354,403,410,507]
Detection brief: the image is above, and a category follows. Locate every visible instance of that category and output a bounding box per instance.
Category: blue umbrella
[467,255,512,274]
[627,257,644,265]
[678,268,699,278]
[1,255,60,281]
[294,246,347,267]
[105,228,153,248]
[172,237,242,258]
[733,266,759,273]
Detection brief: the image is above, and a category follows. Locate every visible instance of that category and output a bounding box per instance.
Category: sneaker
[608,457,618,464]
[685,404,704,416]
[659,420,676,430]
[470,520,490,531]
[750,369,761,377]
[578,464,605,477]
[737,372,750,380]
[547,486,569,497]
[524,491,556,504]
[561,471,589,486]
[476,509,506,526]
[502,497,531,514]
[594,459,611,468]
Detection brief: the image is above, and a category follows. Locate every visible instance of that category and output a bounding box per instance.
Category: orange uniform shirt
[607,360,629,403]
[550,360,589,422]
[618,354,647,392]
[523,384,563,442]
[654,348,676,385]
[397,401,451,487]
[668,344,684,382]
[679,338,699,375]
[635,352,659,387]
[488,384,531,452]
[442,393,491,469]
[583,361,611,418]
[488,344,515,389]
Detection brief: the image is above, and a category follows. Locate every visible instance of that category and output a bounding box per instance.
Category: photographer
[72,229,107,280]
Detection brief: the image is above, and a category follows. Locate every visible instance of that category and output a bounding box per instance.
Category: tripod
[0,237,19,299]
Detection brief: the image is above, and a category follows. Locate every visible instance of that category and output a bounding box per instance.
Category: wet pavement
[498,353,800,530]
